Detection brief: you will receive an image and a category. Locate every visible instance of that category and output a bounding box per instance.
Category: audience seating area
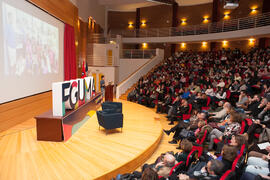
[115,47,270,179]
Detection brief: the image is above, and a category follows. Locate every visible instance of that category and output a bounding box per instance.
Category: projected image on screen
[2,2,59,76]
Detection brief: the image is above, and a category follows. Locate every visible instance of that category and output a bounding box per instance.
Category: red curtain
[64,24,77,81]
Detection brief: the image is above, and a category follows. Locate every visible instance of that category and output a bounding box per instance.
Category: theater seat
[202,96,211,111]
[220,170,235,180]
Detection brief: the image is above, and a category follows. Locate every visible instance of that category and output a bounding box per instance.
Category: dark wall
[140,5,173,28]
[178,3,213,26]
[108,11,136,30]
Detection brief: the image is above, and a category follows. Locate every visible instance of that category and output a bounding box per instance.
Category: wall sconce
[88,16,93,28]
[110,41,116,44]
[224,12,230,20]
[203,16,209,23]
[251,6,258,14]
[180,43,186,49]
[142,43,148,49]
[249,38,255,46]
[181,18,187,26]
[202,41,207,48]
[222,40,228,47]
[92,20,96,29]
[128,22,134,29]
[141,20,146,27]
[75,41,78,46]
[77,19,80,30]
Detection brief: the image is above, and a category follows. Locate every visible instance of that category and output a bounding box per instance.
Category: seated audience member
[127,87,138,102]
[208,112,241,151]
[249,145,270,159]
[156,93,172,114]
[217,78,225,88]
[192,93,208,110]
[216,134,247,155]
[167,96,181,119]
[214,87,227,102]
[187,109,200,130]
[209,102,232,121]
[236,90,249,109]
[175,139,193,160]
[262,83,270,99]
[168,99,190,125]
[181,87,191,99]
[154,153,177,178]
[245,154,270,176]
[145,90,157,108]
[245,95,262,118]
[195,120,213,143]
[163,112,207,144]
[205,85,215,98]
[258,101,270,123]
[240,172,270,180]
[246,101,270,145]
[209,100,224,112]
[230,134,247,152]
[142,167,159,180]
[178,159,225,180]
[190,82,201,94]
[239,80,248,92]
[216,145,238,172]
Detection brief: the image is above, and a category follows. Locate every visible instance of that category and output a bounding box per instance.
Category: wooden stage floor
[0,99,163,180]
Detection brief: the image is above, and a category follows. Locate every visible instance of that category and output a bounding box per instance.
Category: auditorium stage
[0,99,163,180]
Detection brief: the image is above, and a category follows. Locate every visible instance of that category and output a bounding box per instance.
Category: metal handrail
[110,12,270,38]
[122,49,156,59]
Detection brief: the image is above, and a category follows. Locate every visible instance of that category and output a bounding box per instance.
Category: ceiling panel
[176,0,213,6]
[99,0,213,11]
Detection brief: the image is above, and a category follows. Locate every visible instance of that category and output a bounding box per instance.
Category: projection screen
[0,0,64,104]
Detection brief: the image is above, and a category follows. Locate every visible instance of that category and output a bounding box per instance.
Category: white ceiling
[98,0,213,11]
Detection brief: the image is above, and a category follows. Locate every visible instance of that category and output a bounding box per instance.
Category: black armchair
[96,110,123,134]
[101,102,122,113]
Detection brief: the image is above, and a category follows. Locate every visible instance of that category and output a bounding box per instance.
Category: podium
[105,84,114,102]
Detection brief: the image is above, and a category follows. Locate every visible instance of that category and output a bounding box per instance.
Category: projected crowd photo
[2,2,59,76]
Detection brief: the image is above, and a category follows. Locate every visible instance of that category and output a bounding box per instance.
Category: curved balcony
[110,12,270,43]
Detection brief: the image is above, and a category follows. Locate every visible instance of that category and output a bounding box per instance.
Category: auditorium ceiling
[98,0,213,11]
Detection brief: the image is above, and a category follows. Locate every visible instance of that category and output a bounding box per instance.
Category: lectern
[105,84,114,102]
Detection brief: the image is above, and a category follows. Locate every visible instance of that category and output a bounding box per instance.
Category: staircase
[118,59,164,100]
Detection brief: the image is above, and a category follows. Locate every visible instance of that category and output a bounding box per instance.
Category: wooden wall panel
[0,92,52,133]
[78,20,88,77]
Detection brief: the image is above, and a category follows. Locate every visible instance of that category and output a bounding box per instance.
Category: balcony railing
[87,55,116,66]
[122,49,156,59]
[110,12,270,38]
